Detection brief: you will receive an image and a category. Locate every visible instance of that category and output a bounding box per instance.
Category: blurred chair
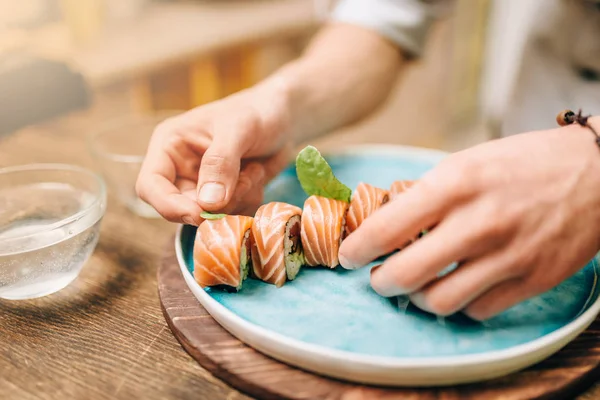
[0,53,90,136]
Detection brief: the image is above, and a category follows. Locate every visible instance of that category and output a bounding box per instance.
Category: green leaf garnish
[200,211,227,220]
[295,145,352,202]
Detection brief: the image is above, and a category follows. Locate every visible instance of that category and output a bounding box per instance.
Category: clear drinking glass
[0,164,106,300]
[87,111,181,218]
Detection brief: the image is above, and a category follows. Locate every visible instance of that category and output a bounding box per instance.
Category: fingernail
[338,253,361,270]
[199,182,225,204]
[182,216,196,226]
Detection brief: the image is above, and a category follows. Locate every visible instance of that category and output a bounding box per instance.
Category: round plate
[175,144,600,387]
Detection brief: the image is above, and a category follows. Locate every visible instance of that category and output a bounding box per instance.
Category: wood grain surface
[1,17,600,398]
[1,84,600,400]
[0,94,248,400]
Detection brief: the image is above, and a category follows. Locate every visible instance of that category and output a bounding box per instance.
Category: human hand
[339,119,600,320]
[136,82,292,226]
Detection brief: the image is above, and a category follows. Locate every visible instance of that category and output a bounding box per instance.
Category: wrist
[553,115,600,245]
[247,73,295,141]
[588,116,600,137]
[252,59,325,144]
[560,115,600,146]
[559,114,600,192]
[579,116,600,243]
[258,60,319,143]
[265,57,357,144]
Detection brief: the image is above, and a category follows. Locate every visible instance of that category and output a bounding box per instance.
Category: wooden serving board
[158,240,600,400]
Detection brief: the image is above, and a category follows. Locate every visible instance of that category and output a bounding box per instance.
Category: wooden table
[2,102,600,400]
[0,98,247,399]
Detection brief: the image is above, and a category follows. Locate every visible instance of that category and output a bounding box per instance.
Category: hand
[135,21,404,226]
[339,120,600,320]
[136,82,292,226]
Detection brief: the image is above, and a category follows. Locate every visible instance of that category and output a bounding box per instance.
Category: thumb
[197,135,244,211]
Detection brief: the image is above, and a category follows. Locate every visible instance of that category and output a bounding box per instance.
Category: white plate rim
[174,144,600,370]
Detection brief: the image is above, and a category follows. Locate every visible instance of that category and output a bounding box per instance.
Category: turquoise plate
[176,145,600,386]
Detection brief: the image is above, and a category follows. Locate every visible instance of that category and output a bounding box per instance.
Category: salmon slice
[251,202,304,287]
[390,180,424,246]
[300,195,349,268]
[390,180,415,199]
[193,215,254,291]
[345,182,389,237]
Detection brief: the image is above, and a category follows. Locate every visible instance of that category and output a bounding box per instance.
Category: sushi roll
[390,180,415,199]
[251,202,304,287]
[345,182,389,237]
[193,215,254,291]
[300,195,349,268]
[389,180,427,244]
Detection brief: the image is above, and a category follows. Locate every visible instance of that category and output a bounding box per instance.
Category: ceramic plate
[176,144,600,386]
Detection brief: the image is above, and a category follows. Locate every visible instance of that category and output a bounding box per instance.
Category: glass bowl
[87,111,182,219]
[0,164,106,300]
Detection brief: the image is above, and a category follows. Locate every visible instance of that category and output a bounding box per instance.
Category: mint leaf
[201,211,227,220]
[295,146,352,202]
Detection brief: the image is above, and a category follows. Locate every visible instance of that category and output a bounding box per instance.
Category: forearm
[258,23,405,143]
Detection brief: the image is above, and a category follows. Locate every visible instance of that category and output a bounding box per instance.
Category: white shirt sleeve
[331,0,451,57]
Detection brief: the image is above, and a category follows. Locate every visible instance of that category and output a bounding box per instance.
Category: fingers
[462,278,532,321]
[176,178,201,201]
[137,125,202,224]
[196,111,263,210]
[236,163,266,200]
[138,173,203,225]
[220,162,266,215]
[368,217,489,297]
[408,252,518,316]
[196,137,244,210]
[262,144,293,183]
[214,149,289,215]
[237,187,264,216]
[338,181,448,270]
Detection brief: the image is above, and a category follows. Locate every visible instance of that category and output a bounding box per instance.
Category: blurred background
[0,0,505,148]
[0,0,553,216]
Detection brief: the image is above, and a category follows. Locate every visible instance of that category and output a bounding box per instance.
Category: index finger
[136,127,203,225]
[338,180,447,270]
[139,173,203,225]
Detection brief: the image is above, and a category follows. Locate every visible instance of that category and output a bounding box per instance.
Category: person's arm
[136,0,444,222]
[254,0,447,142]
[257,23,405,143]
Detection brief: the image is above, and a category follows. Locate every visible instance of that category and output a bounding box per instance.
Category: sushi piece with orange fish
[251,202,304,287]
[389,180,429,241]
[300,195,349,268]
[389,180,415,199]
[345,182,389,237]
[193,215,254,291]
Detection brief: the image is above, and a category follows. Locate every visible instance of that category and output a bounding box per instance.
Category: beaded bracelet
[556,109,600,145]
